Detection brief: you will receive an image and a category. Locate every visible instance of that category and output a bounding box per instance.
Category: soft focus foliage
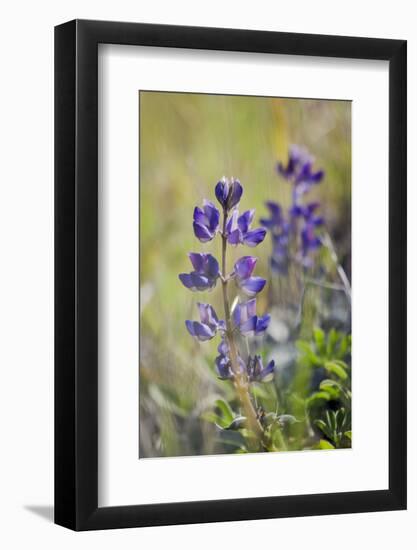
[139,92,351,457]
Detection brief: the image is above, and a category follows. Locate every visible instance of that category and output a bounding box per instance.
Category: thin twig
[322,231,351,300]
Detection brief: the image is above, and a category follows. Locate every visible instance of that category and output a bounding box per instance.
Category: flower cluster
[260,145,325,272]
[179,177,275,389]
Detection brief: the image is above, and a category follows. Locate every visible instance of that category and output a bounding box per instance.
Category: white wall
[0,1,415,548]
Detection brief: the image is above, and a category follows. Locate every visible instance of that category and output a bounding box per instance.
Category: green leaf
[307,391,331,406]
[223,416,247,431]
[277,414,298,426]
[319,379,341,399]
[325,361,348,380]
[315,419,332,440]
[214,399,234,425]
[344,430,352,440]
[326,328,339,357]
[296,340,321,366]
[338,335,350,358]
[316,439,335,450]
[313,327,326,355]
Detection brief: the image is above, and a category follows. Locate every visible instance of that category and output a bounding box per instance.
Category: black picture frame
[55,19,407,531]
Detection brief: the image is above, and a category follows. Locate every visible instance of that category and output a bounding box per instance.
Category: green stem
[220,209,264,441]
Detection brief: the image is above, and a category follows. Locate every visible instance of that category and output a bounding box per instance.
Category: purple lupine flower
[233,256,266,297]
[260,201,284,229]
[226,209,266,247]
[297,202,325,264]
[277,145,324,189]
[233,299,270,336]
[179,253,220,291]
[247,355,275,383]
[185,303,224,341]
[262,146,326,273]
[215,177,243,211]
[215,337,245,380]
[193,200,220,242]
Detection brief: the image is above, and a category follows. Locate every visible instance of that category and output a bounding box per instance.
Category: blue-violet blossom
[185,303,224,341]
[179,253,219,291]
[233,298,270,336]
[215,177,243,211]
[233,256,266,297]
[193,200,220,242]
[226,209,266,247]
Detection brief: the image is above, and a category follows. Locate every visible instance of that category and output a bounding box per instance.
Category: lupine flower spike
[179,177,276,442]
[261,145,325,271]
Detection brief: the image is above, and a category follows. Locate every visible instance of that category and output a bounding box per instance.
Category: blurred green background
[139,91,351,457]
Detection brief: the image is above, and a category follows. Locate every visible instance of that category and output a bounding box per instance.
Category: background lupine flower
[277,144,324,201]
[233,256,266,296]
[226,209,266,247]
[185,303,223,341]
[215,177,243,211]
[234,298,270,335]
[179,253,219,291]
[262,146,326,273]
[193,200,220,242]
[247,355,275,383]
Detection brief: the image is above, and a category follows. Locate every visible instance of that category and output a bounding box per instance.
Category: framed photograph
[55,19,407,530]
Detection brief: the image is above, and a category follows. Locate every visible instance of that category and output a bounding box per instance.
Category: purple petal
[266,201,282,219]
[179,272,212,291]
[179,273,195,290]
[193,222,213,242]
[215,355,233,379]
[234,256,257,280]
[239,316,258,334]
[310,169,324,183]
[186,320,215,341]
[197,303,218,326]
[239,276,266,297]
[188,252,205,272]
[289,205,304,218]
[312,217,324,227]
[193,206,206,225]
[226,209,238,235]
[234,299,257,326]
[237,209,254,233]
[205,254,220,279]
[243,228,266,247]
[203,200,220,231]
[185,319,196,336]
[260,360,275,382]
[215,179,228,208]
[217,338,229,356]
[228,179,243,209]
[255,314,270,334]
[227,229,242,245]
[303,202,320,217]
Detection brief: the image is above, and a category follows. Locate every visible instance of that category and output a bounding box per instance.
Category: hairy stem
[221,209,264,441]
